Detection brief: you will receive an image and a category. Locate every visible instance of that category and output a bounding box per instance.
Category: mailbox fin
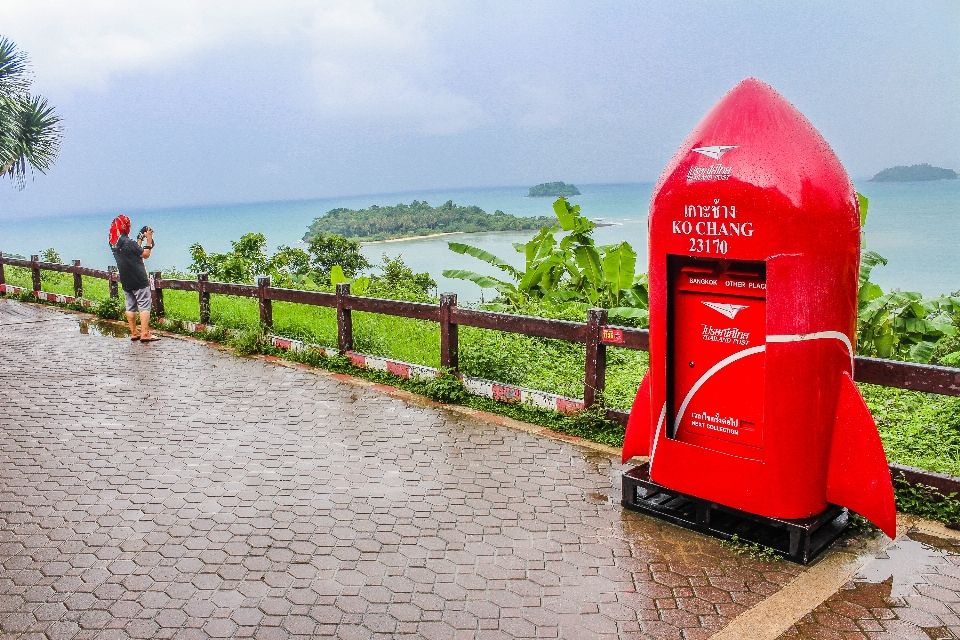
[622,372,652,463]
[825,372,897,539]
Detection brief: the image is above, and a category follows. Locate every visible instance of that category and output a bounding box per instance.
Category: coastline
[360,231,465,245]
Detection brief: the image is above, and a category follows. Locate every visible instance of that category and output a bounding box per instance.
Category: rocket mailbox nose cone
[655,77,857,214]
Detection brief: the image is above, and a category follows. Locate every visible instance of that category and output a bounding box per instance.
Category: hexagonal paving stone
[203,618,239,637]
[3,300,918,640]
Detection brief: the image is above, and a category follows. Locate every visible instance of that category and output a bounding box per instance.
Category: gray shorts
[123,287,152,312]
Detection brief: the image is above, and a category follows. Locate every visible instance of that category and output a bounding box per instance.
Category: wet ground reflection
[781,530,960,639]
[78,317,130,338]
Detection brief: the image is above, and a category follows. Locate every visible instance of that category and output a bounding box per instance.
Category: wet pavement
[780,529,960,640]
[2,298,960,640]
[0,300,805,639]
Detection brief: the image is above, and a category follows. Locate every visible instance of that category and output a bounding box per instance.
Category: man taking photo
[108,215,160,342]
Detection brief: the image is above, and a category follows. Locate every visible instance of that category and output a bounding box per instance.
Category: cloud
[5,1,269,87]
[4,0,485,133]
[301,3,485,134]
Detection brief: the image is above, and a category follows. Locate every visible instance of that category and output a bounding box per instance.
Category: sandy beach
[360,231,465,245]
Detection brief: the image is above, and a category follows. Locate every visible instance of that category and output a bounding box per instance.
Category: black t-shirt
[112,235,150,292]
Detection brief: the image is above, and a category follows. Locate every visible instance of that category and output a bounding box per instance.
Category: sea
[1,181,958,301]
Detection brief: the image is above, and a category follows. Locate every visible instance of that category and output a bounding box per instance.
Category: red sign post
[621,79,896,547]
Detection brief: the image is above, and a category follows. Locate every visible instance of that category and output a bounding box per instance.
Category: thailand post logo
[701,301,748,319]
[687,146,737,182]
[692,145,738,160]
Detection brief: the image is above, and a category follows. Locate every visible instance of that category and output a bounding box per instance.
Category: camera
[137,226,152,242]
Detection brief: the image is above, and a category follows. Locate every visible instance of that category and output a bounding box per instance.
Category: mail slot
[670,259,766,457]
[621,78,896,539]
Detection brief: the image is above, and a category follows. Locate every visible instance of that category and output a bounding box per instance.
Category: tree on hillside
[0,37,64,188]
[306,232,371,284]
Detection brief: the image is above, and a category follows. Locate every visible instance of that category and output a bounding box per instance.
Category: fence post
[0,254,6,287]
[336,282,353,353]
[151,271,164,318]
[258,276,273,329]
[72,260,83,299]
[584,307,608,409]
[30,255,41,292]
[108,266,119,298]
[440,292,459,371]
[198,272,210,325]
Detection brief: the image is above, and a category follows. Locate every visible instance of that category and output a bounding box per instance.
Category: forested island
[303,200,555,242]
[528,181,581,197]
[869,164,958,182]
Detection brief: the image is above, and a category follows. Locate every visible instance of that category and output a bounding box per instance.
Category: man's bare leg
[139,310,152,339]
[126,311,138,336]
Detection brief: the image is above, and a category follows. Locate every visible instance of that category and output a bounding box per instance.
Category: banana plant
[443,197,649,323]
[856,193,960,362]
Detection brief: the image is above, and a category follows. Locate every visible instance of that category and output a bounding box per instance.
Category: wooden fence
[2,253,959,426]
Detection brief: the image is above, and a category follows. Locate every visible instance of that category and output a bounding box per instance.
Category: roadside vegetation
[3,195,959,493]
[444,197,650,323]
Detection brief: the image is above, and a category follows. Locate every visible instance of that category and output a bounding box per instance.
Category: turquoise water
[1,181,957,300]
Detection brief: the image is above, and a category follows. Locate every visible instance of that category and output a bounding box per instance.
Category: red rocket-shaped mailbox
[621,78,896,548]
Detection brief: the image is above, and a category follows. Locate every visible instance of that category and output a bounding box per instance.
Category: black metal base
[621,463,849,564]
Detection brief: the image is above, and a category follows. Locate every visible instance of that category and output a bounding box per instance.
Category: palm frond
[2,94,64,188]
[0,38,30,96]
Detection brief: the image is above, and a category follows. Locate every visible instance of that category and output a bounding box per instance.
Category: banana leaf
[447,242,519,278]
[441,269,516,293]
[858,282,883,304]
[330,265,348,286]
[601,242,637,301]
[859,251,887,287]
[518,254,564,292]
[553,197,577,231]
[573,245,603,290]
[621,287,649,309]
[908,340,938,363]
[609,307,649,321]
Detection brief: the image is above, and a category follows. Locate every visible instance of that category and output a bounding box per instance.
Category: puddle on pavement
[784,530,960,639]
[586,492,616,505]
[79,318,130,338]
[857,531,960,597]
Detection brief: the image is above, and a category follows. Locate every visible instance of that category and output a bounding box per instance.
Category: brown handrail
[1,253,958,404]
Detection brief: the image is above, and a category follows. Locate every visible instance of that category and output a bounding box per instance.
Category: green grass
[4,266,112,301]
[861,383,960,476]
[156,288,648,403]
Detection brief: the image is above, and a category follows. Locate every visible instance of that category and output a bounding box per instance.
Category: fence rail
[2,253,959,413]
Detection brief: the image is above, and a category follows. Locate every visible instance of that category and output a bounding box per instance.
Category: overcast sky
[1,1,958,219]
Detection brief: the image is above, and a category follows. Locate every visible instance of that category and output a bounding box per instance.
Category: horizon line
[0,181,658,223]
[0,175,908,223]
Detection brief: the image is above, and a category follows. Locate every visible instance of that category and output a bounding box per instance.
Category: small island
[303,200,555,242]
[527,181,581,197]
[869,164,958,182]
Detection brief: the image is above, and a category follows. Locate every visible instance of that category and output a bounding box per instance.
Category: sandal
[130,336,140,341]
[140,336,161,343]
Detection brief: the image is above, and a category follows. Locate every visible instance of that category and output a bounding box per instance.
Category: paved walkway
[0,299,959,640]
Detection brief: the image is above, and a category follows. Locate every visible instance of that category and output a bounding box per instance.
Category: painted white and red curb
[343,352,584,412]
[0,284,94,307]
[156,319,585,415]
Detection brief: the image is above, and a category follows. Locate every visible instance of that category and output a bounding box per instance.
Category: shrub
[893,474,960,524]
[228,325,276,356]
[94,296,125,320]
[423,369,469,404]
